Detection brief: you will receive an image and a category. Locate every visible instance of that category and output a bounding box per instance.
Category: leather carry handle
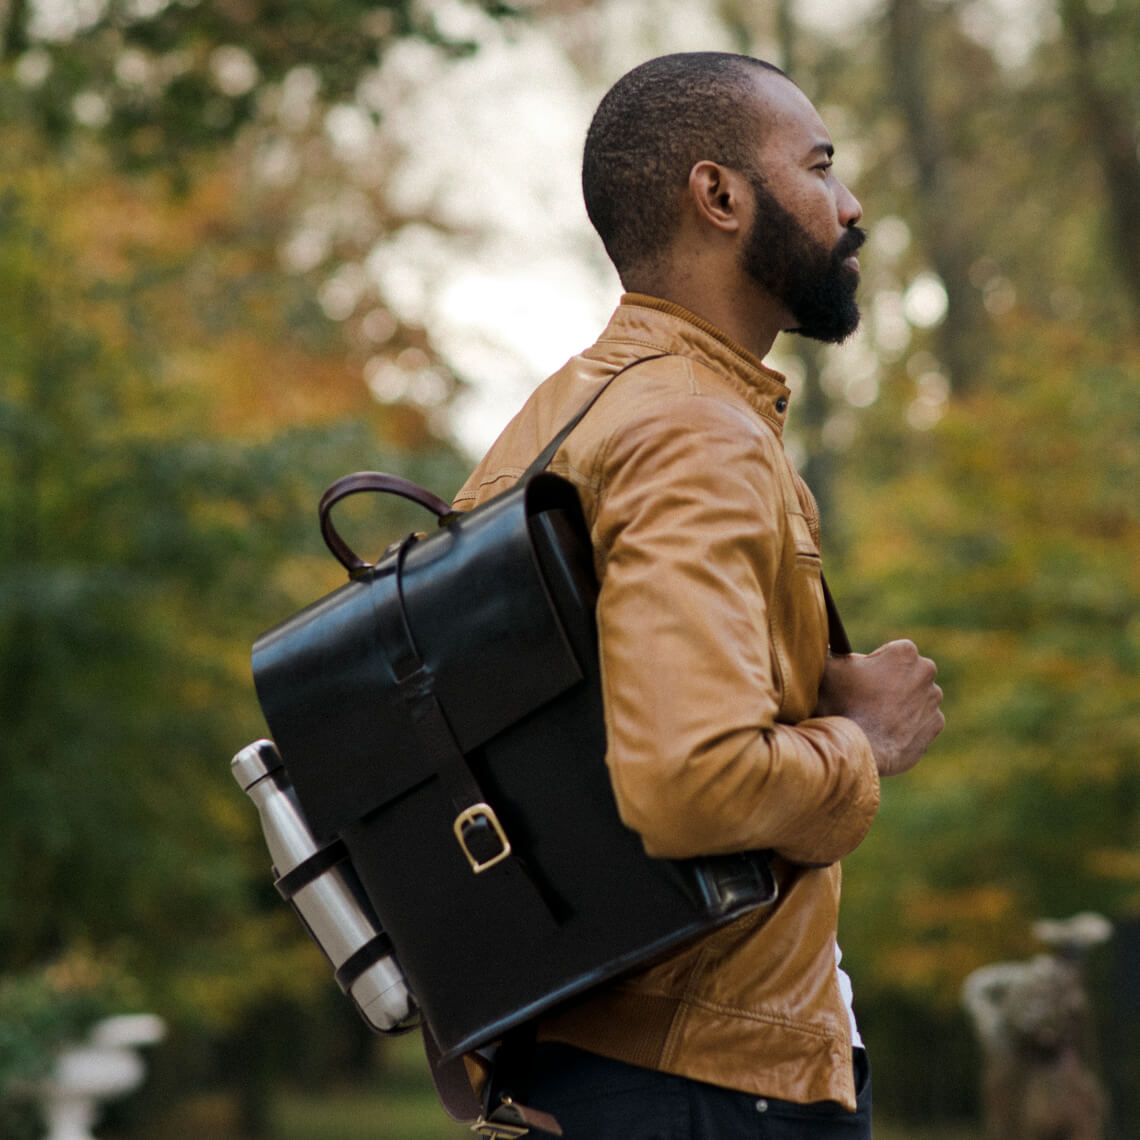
[319,472,458,576]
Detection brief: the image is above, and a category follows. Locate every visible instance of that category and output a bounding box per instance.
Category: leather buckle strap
[473,1097,564,1137]
[471,1116,529,1139]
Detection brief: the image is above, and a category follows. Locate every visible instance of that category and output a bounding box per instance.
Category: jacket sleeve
[590,393,879,865]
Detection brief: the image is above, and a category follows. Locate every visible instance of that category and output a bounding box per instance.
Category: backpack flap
[251,472,592,843]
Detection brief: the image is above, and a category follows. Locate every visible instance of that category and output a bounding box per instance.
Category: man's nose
[837,180,862,228]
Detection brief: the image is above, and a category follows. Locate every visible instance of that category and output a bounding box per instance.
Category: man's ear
[687,161,747,234]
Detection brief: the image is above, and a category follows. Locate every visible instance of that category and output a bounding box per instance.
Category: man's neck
[627,270,787,362]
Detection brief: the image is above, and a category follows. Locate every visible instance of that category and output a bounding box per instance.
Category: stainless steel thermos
[231,739,416,1033]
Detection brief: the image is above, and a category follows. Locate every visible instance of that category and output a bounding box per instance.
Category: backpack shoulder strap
[519,353,669,481]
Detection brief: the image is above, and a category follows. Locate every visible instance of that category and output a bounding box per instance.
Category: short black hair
[582,52,788,282]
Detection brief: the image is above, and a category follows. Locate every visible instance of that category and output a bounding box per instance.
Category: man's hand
[814,640,945,778]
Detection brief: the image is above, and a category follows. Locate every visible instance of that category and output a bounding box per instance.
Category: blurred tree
[0,123,467,979]
[1058,0,1140,320]
[0,0,500,174]
[0,3,484,1131]
[832,311,1140,1123]
[882,0,991,394]
[0,137,470,1134]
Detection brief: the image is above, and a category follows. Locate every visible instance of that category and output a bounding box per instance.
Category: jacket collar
[596,294,792,435]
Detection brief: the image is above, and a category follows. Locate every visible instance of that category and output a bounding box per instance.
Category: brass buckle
[471,1118,528,1139]
[453,803,512,873]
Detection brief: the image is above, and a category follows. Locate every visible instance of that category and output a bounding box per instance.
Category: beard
[740,173,866,345]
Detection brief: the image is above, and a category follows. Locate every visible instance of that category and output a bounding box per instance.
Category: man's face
[735,73,865,344]
[740,171,865,344]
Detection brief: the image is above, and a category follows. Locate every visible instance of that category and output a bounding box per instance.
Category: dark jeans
[524,1043,872,1139]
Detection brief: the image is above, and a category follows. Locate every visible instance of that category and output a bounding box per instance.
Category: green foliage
[0,3,477,1134]
[0,949,148,1088]
[0,950,145,1140]
[834,315,1140,1009]
[0,94,467,1052]
[272,1034,468,1139]
[1,0,510,172]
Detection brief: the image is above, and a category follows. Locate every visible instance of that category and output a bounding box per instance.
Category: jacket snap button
[755,1098,769,1112]
[775,397,788,414]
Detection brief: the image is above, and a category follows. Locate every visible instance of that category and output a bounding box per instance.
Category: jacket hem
[536,987,857,1110]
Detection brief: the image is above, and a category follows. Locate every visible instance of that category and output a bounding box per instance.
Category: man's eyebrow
[807,142,835,161]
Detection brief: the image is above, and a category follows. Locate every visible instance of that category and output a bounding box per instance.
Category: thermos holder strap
[333,932,396,993]
[274,837,351,901]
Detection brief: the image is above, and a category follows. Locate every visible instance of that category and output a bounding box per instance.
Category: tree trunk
[1059,0,1140,324]
[884,0,988,393]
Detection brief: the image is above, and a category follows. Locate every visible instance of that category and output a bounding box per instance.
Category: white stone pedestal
[37,1014,166,1140]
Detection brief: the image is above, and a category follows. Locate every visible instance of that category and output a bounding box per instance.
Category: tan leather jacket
[454,295,880,1109]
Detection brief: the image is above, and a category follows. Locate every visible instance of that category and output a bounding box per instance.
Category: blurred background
[1,0,1138,1136]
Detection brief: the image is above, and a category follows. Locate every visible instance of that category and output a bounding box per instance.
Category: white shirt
[835,942,863,1048]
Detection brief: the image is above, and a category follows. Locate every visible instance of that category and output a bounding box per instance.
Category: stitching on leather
[677,996,845,1042]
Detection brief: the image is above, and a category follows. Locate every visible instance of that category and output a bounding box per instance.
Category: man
[454,52,945,1138]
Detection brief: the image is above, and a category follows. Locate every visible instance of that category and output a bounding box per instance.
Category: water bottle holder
[273,838,351,901]
[282,892,420,1034]
[333,932,396,992]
